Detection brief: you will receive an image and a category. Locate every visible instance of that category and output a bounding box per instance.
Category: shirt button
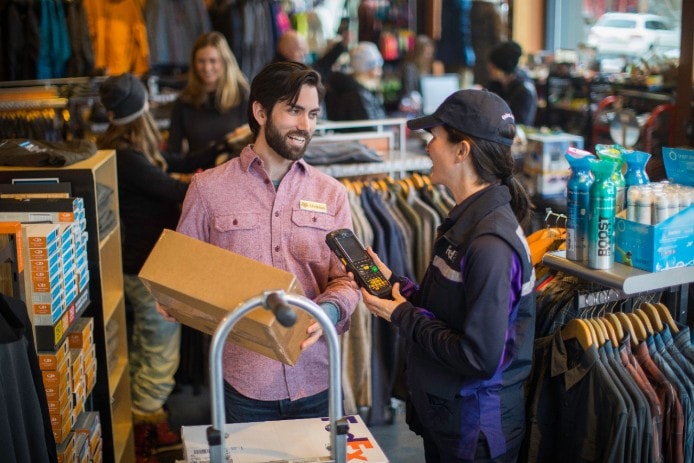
[274,246,280,252]
[233,219,238,225]
[312,217,317,222]
[265,179,270,185]
[274,211,279,217]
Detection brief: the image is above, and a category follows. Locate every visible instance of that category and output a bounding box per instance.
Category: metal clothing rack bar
[543,250,694,322]
[0,98,68,110]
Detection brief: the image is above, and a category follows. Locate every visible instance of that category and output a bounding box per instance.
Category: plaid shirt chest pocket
[212,213,263,261]
[290,208,335,262]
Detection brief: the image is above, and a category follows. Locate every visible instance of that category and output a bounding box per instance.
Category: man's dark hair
[247,61,325,138]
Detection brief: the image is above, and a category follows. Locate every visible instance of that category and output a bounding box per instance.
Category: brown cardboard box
[138,229,310,366]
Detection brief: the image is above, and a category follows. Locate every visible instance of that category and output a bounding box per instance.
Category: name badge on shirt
[300,200,328,213]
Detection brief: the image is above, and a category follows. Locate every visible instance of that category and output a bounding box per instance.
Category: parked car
[586,12,680,57]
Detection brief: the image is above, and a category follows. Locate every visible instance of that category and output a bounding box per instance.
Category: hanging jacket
[1,0,41,80]
[64,0,95,77]
[435,0,475,68]
[0,294,58,463]
[83,0,149,75]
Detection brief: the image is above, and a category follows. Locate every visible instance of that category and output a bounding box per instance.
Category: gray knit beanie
[99,73,148,125]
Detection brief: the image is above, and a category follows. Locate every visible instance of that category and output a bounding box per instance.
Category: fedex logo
[321,415,377,461]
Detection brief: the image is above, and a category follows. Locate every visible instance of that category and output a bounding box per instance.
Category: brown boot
[133,421,159,463]
[151,418,182,453]
[133,407,182,454]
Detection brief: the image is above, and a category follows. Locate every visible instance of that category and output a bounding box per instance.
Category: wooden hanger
[655,302,679,334]
[341,179,354,193]
[604,313,625,344]
[639,302,664,332]
[614,312,641,347]
[561,318,594,350]
[634,309,655,336]
[597,317,619,347]
[411,172,426,189]
[625,312,649,343]
[586,319,605,347]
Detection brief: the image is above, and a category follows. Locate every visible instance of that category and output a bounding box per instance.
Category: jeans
[223,382,330,423]
[124,273,181,413]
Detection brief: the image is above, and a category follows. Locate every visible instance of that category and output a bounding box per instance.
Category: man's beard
[265,118,311,161]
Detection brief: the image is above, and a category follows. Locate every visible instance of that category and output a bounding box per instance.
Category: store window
[548,0,682,78]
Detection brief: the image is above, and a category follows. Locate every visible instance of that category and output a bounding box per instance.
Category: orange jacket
[83,0,149,76]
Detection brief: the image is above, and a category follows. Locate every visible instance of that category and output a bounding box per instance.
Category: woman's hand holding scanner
[361,282,405,322]
[155,301,178,322]
[344,246,404,321]
[365,247,392,281]
[325,228,393,298]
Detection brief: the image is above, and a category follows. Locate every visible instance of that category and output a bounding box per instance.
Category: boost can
[588,159,617,269]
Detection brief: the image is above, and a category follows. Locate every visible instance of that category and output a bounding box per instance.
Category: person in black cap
[487,40,538,126]
[97,72,217,462]
[354,89,536,462]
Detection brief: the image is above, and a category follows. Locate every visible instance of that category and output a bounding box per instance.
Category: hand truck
[206,291,350,463]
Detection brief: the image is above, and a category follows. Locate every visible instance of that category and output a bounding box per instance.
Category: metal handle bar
[207,291,347,463]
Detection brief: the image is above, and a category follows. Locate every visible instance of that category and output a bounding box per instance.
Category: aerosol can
[565,148,595,261]
[623,149,651,187]
[596,144,626,214]
[588,158,617,269]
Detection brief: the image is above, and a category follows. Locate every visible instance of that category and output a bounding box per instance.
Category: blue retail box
[615,205,694,272]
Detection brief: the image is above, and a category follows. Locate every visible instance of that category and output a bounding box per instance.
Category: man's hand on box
[300,321,322,351]
[155,302,178,323]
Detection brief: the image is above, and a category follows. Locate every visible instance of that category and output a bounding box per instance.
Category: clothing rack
[312,118,432,179]
[543,250,692,323]
[0,99,68,110]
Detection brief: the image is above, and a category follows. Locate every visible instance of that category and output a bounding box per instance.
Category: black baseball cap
[407,89,516,146]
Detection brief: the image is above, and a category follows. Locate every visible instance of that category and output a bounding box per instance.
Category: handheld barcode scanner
[326,229,393,299]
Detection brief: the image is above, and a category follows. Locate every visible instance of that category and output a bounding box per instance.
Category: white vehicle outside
[586,12,680,57]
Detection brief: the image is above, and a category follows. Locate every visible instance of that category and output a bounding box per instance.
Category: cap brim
[407,114,441,131]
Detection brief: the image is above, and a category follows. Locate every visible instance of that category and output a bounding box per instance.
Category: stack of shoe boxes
[47,316,100,463]
[38,339,73,447]
[1,196,95,462]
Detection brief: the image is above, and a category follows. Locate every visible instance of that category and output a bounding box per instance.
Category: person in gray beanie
[324,41,387,122]
[487,40,538,126]
[97,73,217,462]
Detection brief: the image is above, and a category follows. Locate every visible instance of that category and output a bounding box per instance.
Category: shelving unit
[0,150,134,463]
[540,73,613,145]
[542,250,693,324]
[312,118,432,178]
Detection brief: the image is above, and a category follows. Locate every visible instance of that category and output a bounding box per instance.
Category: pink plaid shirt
[177,145,359,401]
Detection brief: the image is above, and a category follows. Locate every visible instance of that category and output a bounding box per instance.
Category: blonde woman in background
[167,31,250,168]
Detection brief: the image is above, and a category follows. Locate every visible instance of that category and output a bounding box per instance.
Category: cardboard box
[67,317,94,351]
[24,223,59,248]
[34,287,89,351]
[518,170,571,198]
[662,147,694,185]
[524,132,584,173]
[615,205,694,272]
[182,414,388,463]
[38,339,70,371]
[56,432,75,463]
[138,229,309,366]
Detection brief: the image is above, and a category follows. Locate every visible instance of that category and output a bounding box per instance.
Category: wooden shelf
[0,150,134,463]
